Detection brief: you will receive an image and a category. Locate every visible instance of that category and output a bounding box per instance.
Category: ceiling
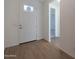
[38,0,54,3]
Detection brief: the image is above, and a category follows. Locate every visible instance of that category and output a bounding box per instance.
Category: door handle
[18,25,22,29]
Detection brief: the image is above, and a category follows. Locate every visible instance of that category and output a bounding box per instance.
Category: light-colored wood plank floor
[5,39,74,59]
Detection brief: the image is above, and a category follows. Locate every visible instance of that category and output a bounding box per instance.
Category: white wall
[52,0,75,57]
[34,1,44,40]
[59,0,75,57]
[4,0,19,48]
[43,0,75,57]
[42,0,50,41]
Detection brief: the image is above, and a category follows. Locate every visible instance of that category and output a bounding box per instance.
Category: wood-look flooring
[4,39,74,59]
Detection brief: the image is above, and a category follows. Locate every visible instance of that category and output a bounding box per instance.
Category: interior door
[19,0,37,43]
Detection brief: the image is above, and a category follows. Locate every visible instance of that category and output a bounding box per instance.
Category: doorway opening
[49,0,60,42]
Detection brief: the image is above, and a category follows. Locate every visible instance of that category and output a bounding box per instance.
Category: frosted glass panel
[50,8,55,37]
[24,5,34,12]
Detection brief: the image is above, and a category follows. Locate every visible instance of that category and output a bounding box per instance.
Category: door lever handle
[18,25,22,29]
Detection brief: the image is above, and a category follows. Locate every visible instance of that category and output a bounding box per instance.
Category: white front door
[18,0,37,43]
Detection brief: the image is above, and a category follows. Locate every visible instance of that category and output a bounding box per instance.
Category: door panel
[19,0,37,43]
